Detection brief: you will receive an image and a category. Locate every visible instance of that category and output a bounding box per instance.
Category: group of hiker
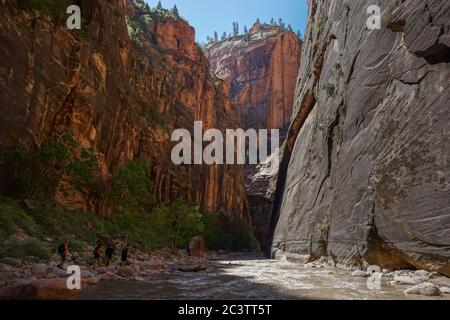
[57,240,129,270]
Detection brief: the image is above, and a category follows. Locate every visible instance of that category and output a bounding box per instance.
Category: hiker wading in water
[57,241,69,269]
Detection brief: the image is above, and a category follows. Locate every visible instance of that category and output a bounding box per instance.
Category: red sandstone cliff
[206,22,302,131]
[0,0,248,227]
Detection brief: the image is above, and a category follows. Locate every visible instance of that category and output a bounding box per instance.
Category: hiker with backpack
[93,241,103,268]
[105,243,115,266]
[120,243,129,267]
[57,241,69,269]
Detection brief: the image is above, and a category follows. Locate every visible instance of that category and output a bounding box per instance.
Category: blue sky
[145,0,309,43]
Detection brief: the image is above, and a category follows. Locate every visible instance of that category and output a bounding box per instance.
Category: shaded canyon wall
[268,0,450,276]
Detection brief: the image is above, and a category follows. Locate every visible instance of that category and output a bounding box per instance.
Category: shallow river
[79,253,449,300]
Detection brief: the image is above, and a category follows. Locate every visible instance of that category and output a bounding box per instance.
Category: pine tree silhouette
[156,1,163,11]
[232,22,239,37]
[171,4,179,17]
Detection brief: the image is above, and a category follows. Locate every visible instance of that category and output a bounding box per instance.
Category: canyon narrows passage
[0,0,449,300]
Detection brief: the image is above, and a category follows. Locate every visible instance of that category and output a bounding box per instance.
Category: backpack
[57,244,65,254]
[93,246,101,255]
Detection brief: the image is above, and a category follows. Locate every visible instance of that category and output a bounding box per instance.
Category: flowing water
[79,253,449,300]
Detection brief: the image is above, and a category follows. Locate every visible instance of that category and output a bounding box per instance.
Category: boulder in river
[352,270,369,278]
[440,287,450,295]
[394,275,426,285]
[404,283,442,297]
[117,266,136,278]
[140,259,165,271]
[177,264,208,273]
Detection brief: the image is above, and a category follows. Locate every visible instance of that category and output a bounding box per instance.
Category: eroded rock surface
[0,0,248,228]
[206,22,302,131]
[269,0,450,276]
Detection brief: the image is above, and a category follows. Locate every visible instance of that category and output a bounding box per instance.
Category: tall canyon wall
[0,0,248,228]
[269,0,450,276]
[206,22,302,131]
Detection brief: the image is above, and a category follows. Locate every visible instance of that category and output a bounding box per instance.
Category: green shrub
[0,131,97,199]
[105,159,155,215]
[2,238,51,261]
[0,197,42,242]
[153,199,204,252]
[17,0,66,22]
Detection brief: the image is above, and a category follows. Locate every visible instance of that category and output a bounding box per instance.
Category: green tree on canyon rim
[171,4,179,17]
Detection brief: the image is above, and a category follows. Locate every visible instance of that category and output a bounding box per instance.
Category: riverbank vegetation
[0,133,255,262]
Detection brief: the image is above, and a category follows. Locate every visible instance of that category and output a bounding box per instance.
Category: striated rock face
[268,0,450,276]
[206,23,302,130]
[0,0,248,227]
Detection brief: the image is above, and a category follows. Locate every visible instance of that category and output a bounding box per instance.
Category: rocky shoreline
[0,248,223,300]
[273,253,450,298]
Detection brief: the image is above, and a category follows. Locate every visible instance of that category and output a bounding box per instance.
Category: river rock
[394,275,426,285]
[0,258,22,268]
[0,278,79,300]
[404,283,442,297]
[46,266,68,277]
[286,253,310,263]
[94,267,105,274]
[99,272,126,281]
[273,249,286,261]
[352,270,369,278]
[430,276,450,288]
[117,266,136,278]
[133,276,146,282]
[414,270,431,278]
[31,264,50,277]
[187,236,206,258]
[0,271,21,283]
[82,276,99,286]
[440,287,450,294]
[177,264,208,273]
[141,259,165,271]
[81,270,95,279]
